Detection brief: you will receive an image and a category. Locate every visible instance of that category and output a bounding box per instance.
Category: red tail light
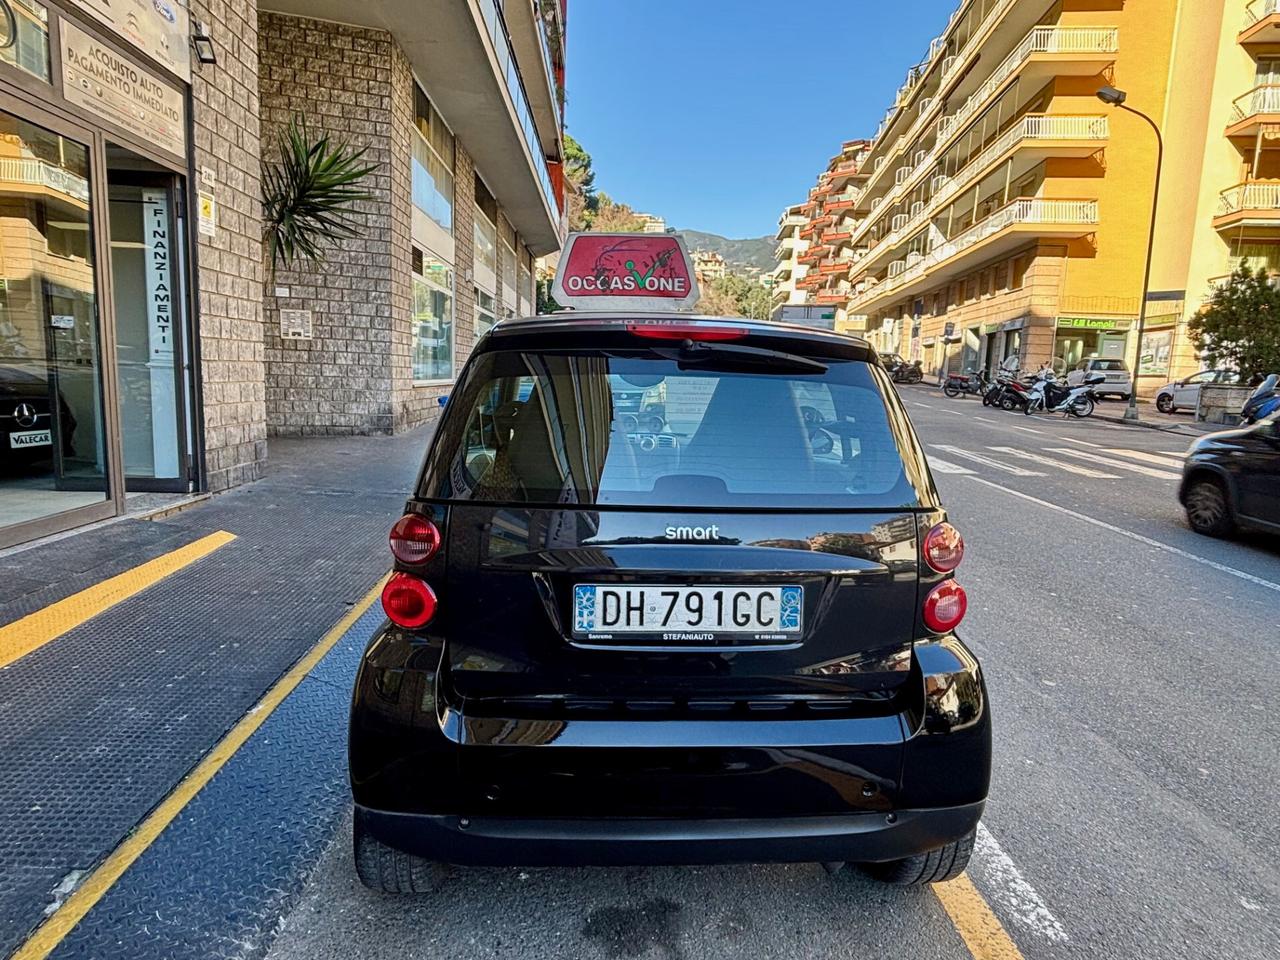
[923,522,964,573]
[382,573,438,628]
[627,322,747,341]
[922,580,967,634]
[389,514,441,565]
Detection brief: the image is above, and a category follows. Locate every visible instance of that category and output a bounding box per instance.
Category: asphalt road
[264,387,1280,960]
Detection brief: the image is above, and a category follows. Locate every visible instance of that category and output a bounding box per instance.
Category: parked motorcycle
[893,360,924,384]
[1241,373,1280,423]
[1024,372,1104,418]
[987,375,1031,411]
[943,369,991,399]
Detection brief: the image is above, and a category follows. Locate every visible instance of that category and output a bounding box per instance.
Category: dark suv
[350,314,990,889]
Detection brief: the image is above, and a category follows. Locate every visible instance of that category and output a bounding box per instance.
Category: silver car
[1155,369,1238,414]
[1066,357,1131,400]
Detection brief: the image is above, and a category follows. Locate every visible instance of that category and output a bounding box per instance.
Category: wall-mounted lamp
[191,20,217,66]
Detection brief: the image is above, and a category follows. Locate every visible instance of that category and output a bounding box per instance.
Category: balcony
[848,198,1099,312]
[849,114,1108,275]
[1227,85,1280,139]
[1240,0,1280,44]
[1214,181,1280,231]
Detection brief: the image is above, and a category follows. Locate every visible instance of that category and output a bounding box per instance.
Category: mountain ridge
[674,229,775,274]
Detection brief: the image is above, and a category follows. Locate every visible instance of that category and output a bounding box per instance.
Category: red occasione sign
[551,232,699,310]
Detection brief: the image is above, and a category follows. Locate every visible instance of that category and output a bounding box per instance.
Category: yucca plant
[262,115,378,270]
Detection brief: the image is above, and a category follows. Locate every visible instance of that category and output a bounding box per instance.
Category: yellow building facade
[811,0,1270,392]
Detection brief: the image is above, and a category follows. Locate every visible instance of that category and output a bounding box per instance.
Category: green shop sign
[1056,317,1134,331]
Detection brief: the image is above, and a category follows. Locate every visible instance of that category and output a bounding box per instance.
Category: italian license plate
[9,429,51,449]
[573,584,802,640]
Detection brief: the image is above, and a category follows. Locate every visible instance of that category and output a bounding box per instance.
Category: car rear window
[1092,359,1127,371]
[420,349,921,508]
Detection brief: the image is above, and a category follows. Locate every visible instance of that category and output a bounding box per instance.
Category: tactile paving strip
[0,427,431,959]
[46,605,384,960]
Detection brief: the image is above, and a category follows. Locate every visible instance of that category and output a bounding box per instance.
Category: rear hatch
[419,321,937,705]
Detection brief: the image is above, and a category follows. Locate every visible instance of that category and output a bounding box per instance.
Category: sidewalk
[0,425,432,959]
[1089,398,1226,437]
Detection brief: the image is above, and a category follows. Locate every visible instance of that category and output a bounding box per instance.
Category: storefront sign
[60,19,187,159]
[143,188,179,477]
[280,309,313,340]
[65,0,191,81]
[551,232,697,310]
[50,314,76,329]
[943,322,956,337]
[1056,316,1134,331]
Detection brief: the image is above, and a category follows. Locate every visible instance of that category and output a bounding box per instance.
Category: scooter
[1024,372,1104,418]
[943,370,991,399]
[893,360,924,384]
[1241,373,1280,423]
[987,375,1031,411]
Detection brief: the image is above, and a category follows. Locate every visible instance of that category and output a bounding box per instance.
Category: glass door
[0,101,111,544]
[107,149,190,491]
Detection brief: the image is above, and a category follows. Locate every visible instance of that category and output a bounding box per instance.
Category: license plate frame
[572,583,803,642]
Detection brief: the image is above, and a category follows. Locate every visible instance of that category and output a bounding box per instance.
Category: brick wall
[258,13,398,436]
[190,0,267,490]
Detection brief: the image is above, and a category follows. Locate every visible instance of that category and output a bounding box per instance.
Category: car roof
[487,312,871,351]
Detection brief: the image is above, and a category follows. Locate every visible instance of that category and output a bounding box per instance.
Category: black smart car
[349,312,990,890]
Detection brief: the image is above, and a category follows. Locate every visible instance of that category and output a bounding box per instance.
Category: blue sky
[565,0,955,239]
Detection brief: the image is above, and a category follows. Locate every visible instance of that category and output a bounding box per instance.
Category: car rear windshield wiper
[653,340,829,375]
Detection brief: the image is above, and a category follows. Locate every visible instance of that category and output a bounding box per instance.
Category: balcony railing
[849,198,1098,308]
[1217,181,1280,216]
[0,157,90,203]
[477,0,559,216]
[849,25,1117,257]
[1231,84,1280,123]
[1245,0,1280,28]
[848,114,1108,273]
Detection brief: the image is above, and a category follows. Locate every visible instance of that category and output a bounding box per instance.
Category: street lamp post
[1096,85,1164,422]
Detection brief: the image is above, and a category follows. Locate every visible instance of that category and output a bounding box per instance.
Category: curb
[1090,411,1217,437]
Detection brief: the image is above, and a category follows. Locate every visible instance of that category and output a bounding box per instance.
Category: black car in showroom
[349,235,990,891]
[0,365,74,465]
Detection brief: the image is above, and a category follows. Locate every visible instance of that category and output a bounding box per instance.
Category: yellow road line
[934,874,1026,960]
[11,574,389,960]
[0,530,237,670]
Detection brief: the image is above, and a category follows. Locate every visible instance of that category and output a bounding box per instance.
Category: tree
[698,273,772,319]
[262,115,377,271]
[564,133,597,232]
[589,191,646,233]
[1191,265,1280,380]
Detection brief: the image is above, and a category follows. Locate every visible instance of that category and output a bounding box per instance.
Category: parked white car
[1154,369,1239,414]
[1066,358,1131,400]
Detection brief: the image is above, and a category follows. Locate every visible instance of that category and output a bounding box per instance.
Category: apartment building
[807,0,1256,389]
[636,212,667,233]
[692,250,727,283]
[0,0,566,548]
[769,203,811,318]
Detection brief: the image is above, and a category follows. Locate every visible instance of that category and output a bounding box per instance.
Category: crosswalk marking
[1102,448,1185,469]
[927,457,976,475]
[931,444,1046,477]
[987,447,1121,479]
[1046,447,1181,480]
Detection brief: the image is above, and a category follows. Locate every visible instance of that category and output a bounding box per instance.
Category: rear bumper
[356,801,985,867]
[349,631,990,865]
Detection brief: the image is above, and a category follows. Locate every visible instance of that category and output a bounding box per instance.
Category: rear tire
[944,384,961,398]
[353,816,449,893]
[1069,396,1095,418]
[999,395,1017,411]
[1184,477,1234,538]
[861,828,976,886]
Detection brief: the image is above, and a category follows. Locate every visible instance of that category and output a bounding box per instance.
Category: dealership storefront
[0,0,205,547]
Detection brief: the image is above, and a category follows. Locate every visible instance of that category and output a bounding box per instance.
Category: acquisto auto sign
[551,232,700,310]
